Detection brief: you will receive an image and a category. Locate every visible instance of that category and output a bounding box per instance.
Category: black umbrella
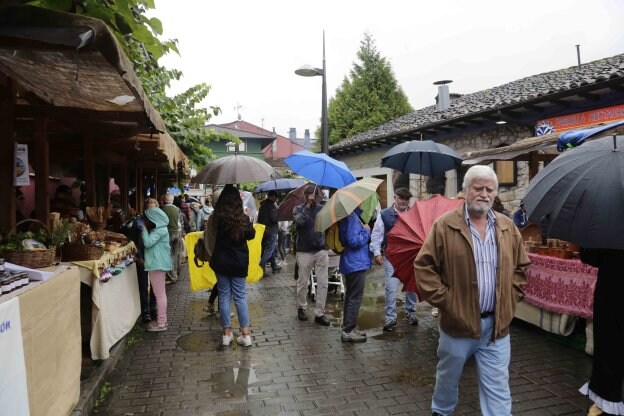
[381,140,462,177]
[253,178,306,194]
[524,135,624,250]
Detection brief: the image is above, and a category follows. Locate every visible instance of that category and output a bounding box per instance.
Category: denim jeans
[342,270,366,333]
[216,274,250,329]
[260,232,278,271]
[383,257,417,321]
[432,315,512,416]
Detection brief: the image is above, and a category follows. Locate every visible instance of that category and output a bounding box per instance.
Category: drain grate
[177,331,221,352]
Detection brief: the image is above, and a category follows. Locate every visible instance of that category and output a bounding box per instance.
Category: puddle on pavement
[204,362,258,399]
[177,331,223,352]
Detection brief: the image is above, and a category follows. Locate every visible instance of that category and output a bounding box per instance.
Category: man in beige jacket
[415,165,530,416]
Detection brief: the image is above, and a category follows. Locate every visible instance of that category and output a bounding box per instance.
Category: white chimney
[434,80,453,111]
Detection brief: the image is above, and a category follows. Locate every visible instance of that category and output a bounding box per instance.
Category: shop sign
[14,143,30,186]
[535,104,624,136]
[0,297,30,415]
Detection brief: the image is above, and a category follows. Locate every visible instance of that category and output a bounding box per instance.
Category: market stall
[70,242,139,360]
[0,265,81,416]
[515,252,597,354]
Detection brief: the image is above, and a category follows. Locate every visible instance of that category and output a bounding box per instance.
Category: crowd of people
[116,166,621,416]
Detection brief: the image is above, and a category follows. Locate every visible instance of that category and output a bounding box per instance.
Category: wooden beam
[522,104,545,113]
[0,78,16,232]
[120,162,128,212]
[14,104,150,125]
[609,84,624,92]
[528,151,540,180]
[84,131,96,207]
[578,92,600,101]
[34,118,49,225]
[550,99,571,107]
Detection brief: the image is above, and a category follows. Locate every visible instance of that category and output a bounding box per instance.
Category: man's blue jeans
[216,274,250,329]
[383,257,417,321]
[260,232,278,271]
[432,315,512,416]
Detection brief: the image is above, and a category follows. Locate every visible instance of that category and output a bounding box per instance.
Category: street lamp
[295,31,328,154]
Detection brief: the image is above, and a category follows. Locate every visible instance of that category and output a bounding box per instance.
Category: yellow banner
[185,224,265,292]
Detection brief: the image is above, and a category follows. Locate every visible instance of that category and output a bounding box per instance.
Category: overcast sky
[152,0,624,140]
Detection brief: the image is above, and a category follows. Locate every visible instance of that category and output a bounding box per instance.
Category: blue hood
[144,207,169,228]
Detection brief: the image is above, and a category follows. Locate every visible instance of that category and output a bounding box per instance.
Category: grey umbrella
[524,135,624,250]
[381,140,462,177]
[191,154,275,185]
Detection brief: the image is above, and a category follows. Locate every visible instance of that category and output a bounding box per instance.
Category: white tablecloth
[76,262,140,360]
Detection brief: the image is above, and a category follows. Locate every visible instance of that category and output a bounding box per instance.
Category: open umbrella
[191,155,275,185]
[524,135,624,250]
[253,178,306,194]
[385,195,464,293]
[276,183,323,221]
[314,178,383,232]
[381,139,462,188]
[284,150,356,188]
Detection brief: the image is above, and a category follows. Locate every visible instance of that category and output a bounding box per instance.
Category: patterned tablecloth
[524,253,598,319]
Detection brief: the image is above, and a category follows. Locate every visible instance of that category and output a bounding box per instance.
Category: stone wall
[336,123,534,212]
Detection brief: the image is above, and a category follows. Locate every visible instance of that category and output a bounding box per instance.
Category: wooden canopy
[0,5,188,231]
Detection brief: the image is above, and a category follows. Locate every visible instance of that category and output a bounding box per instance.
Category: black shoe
[272,266,282,274]
[141,314,151,323]
[297,308,308,321]
[314,315,330,326]
[383,319,397,332]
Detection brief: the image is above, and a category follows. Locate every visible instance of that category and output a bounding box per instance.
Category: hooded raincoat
[142,207,173,272]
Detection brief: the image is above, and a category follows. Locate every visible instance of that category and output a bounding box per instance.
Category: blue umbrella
[284,150,356,188]
[253,178,306,194]
[167,187,181,195]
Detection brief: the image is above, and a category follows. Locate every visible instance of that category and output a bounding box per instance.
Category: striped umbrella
[385,195,464,293]
[314,178,383,233]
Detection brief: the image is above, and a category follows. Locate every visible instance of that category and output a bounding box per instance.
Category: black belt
[480,311,494,318]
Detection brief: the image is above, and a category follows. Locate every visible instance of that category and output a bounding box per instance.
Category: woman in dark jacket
[209,185,256,347]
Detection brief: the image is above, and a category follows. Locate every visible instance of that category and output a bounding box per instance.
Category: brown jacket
[414,205,530,340]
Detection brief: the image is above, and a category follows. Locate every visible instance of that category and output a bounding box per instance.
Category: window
[226,140,246,152]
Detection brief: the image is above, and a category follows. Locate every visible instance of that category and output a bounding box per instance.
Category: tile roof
[331,53,624,152]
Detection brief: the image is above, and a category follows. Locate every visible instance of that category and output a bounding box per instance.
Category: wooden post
[136,165,143,213]
[34,118,49,225]
[0,77,16,232]
[84,131,96,207]
[528,151,540,180]
[120,161,128,212]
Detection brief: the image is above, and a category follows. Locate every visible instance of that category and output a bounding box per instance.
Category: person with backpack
[293,184,330,326]
[209,185,256,347]
[370,187,419,332]
[338,206,371,342]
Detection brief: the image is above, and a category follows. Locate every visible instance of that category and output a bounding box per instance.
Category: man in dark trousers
[258,191,281,274]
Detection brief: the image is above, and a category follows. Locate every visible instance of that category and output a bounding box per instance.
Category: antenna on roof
[234,103,243,120]
[575,45,581,69]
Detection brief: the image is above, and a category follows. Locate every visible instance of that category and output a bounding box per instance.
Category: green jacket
[414,205,530,340]
[161,204,180,236]
[142,208,173,272]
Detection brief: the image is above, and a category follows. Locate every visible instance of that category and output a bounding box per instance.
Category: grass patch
[126,322,144,347]
[94,381,114,408]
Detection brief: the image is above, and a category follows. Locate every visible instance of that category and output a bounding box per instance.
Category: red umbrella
[277,183,323,221]
[385,195,464,293]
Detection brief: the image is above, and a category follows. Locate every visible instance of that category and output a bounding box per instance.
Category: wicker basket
[3,220,56,269]
[59,243,104,262]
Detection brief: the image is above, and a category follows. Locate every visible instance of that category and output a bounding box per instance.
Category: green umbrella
[314,177,383,233]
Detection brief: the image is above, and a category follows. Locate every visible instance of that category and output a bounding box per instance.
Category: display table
[0,266,81,416]
[71,242,140,360]
[515,253,598,354]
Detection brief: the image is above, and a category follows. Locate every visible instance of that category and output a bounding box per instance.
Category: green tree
[325,33,413,145]
[29,0,223,168]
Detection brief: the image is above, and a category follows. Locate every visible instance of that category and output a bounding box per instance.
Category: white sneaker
[237,334,252,347]
[222,333,234,346]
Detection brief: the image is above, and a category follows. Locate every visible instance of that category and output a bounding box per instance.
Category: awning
[462,120,624,165]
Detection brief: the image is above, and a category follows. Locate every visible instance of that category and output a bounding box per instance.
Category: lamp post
[295,31,328,154]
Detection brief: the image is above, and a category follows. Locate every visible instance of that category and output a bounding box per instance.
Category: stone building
[329,53,624,212]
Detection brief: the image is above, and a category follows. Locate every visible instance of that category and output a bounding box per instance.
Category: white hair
[164,193,174,204]
[462,165,498,192]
